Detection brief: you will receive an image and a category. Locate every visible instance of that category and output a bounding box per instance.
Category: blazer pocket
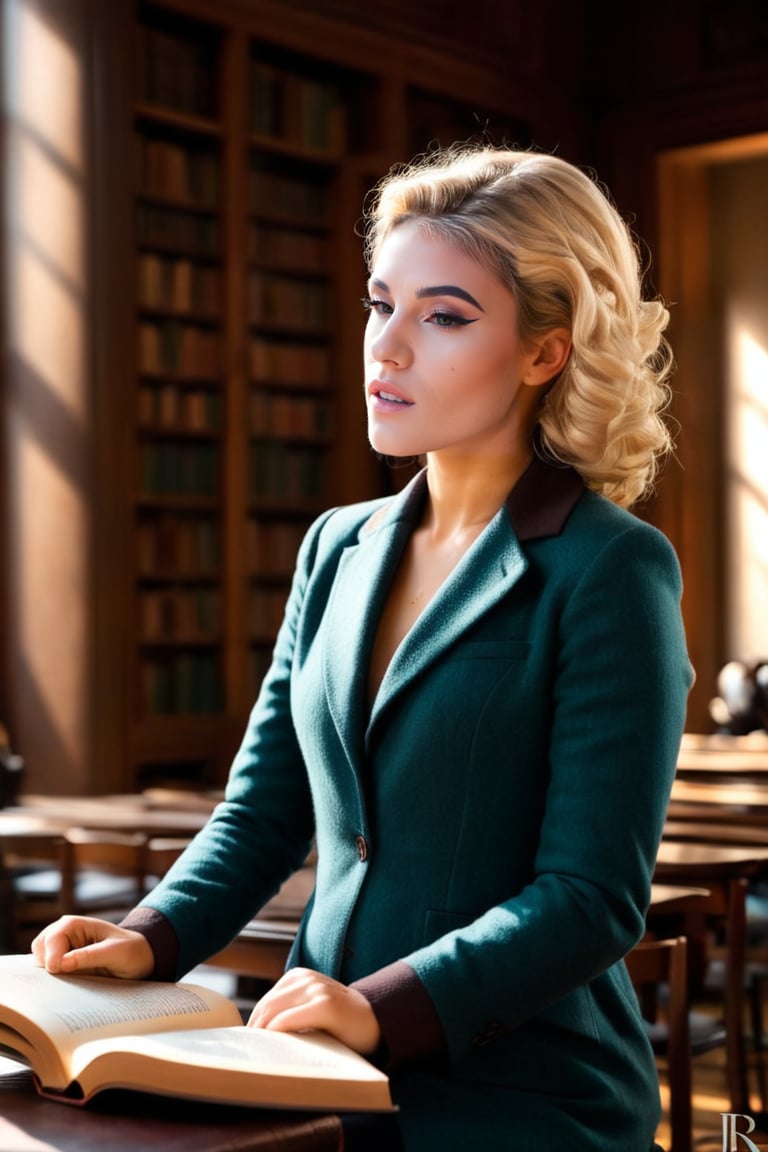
[424,908,477,946]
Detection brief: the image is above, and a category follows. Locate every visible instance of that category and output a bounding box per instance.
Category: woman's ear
[524,328,572,388]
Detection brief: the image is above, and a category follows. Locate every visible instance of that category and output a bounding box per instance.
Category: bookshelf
[115,0,532,790]
[131,6,227,784]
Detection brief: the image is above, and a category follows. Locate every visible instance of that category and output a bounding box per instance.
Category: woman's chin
[367,422,427,458]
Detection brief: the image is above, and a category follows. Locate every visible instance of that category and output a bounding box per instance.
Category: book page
[0,954,241,1087]
[69,1026,394,1111]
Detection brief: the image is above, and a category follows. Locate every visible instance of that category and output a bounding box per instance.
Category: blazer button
[355,834,368,862]
[472,1021,505,1048]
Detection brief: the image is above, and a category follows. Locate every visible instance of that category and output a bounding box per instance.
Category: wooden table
[664,819,768,847]
[0,1061,342,1152]
[655,841,768,880]
[677,752,768,777]
[678,732,768,775]
[209,857,315,981]
[666,781,768,828]
[648,882,712,916]
[0,793,220,953]
[0,792,218,840]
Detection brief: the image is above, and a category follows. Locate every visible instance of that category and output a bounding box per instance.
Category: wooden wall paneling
[594,74,768,734]
[656,156,725,731]
[88,0,136,792]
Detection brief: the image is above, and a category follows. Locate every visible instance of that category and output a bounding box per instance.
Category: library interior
[2,3,768,1150]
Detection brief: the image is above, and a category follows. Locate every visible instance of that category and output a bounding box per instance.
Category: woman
[34,145,693,1150]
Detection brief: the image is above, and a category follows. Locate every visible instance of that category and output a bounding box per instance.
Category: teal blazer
[138,456,693,1150]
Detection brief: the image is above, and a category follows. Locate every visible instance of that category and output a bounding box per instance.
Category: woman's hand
[31,916,155,979]
[248,967,381,1056]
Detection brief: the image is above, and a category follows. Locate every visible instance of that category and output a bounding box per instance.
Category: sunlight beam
[726,322,768,658]
[2,0,90,784]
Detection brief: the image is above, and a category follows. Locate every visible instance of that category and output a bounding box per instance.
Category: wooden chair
[626,935,691,1152]
[654,848,754,1114]
[58,828,149,921]
[143,835,193,891]
[663,824,768,1101]
[1,832,65,951]
[2,827,168,950]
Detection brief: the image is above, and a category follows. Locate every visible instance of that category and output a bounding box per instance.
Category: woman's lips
[369,381,414,407]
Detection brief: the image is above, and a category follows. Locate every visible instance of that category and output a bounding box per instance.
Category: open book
[0,954,394,1112]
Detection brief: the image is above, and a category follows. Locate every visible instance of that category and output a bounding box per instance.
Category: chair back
[1,832,64,951]
[58,828,148,918]
[143,836,191,890]
[626,935,691,1152]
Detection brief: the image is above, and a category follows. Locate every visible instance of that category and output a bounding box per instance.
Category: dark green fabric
[140,460,693,1150]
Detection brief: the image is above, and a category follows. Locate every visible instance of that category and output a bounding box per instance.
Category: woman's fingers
[248,967,381,1054]
[31,916,154,979]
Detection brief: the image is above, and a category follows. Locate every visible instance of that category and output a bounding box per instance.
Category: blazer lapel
[320,454,585,769]
[367,505,529,733]
[320,474,425,775]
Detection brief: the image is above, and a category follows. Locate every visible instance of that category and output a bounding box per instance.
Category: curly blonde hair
[364,145,674,508]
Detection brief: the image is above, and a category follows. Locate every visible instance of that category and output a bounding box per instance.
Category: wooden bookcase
[115,0,532,790]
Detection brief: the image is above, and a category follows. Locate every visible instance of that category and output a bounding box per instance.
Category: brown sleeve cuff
[351,960,448,1072]
[119,906,180,981]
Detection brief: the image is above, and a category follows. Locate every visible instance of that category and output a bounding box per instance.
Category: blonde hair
[364,144,674,508]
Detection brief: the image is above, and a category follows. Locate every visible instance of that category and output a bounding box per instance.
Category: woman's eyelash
[425,308,474,327]
[361,296,389,313]
[361,297,475,327]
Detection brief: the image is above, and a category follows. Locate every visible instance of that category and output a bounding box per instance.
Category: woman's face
[363,220,539,462]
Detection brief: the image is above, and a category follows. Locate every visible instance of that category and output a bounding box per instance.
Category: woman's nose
[368,317,411,367]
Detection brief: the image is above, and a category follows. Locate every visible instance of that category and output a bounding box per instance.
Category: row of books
[138,383,222,432]
[249,337,330,385]
[248,587,288,639]
[139,25,219,120]
[139,321,221,378]
[139,442,219,497]
[248,273,328,331]
[138,138,220,206]
[249,391,332,439]
[250,63,347,153]
[136,515,219,574]
[246,519,306,577]
[249,442,327,505]
[138,255,221,315]
[248,169,329,227]
[139,652,222,715]
[249,224,328,272]
[139,587,221,641]
[137,204,220,257]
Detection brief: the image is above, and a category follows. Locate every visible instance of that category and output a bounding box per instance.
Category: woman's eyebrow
[416,285,485,311]
[368,277,484,312]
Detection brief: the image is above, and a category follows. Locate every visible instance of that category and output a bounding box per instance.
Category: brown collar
[505,453,585,541]
[362,454,585,542]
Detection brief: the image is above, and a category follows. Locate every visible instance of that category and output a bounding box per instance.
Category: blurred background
[1,0,767,796]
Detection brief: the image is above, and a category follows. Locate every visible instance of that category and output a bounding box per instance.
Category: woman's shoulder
[560,487,682,581]
[571,487,674,544]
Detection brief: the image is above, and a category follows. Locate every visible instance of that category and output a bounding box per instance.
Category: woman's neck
[421,448,533,543]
